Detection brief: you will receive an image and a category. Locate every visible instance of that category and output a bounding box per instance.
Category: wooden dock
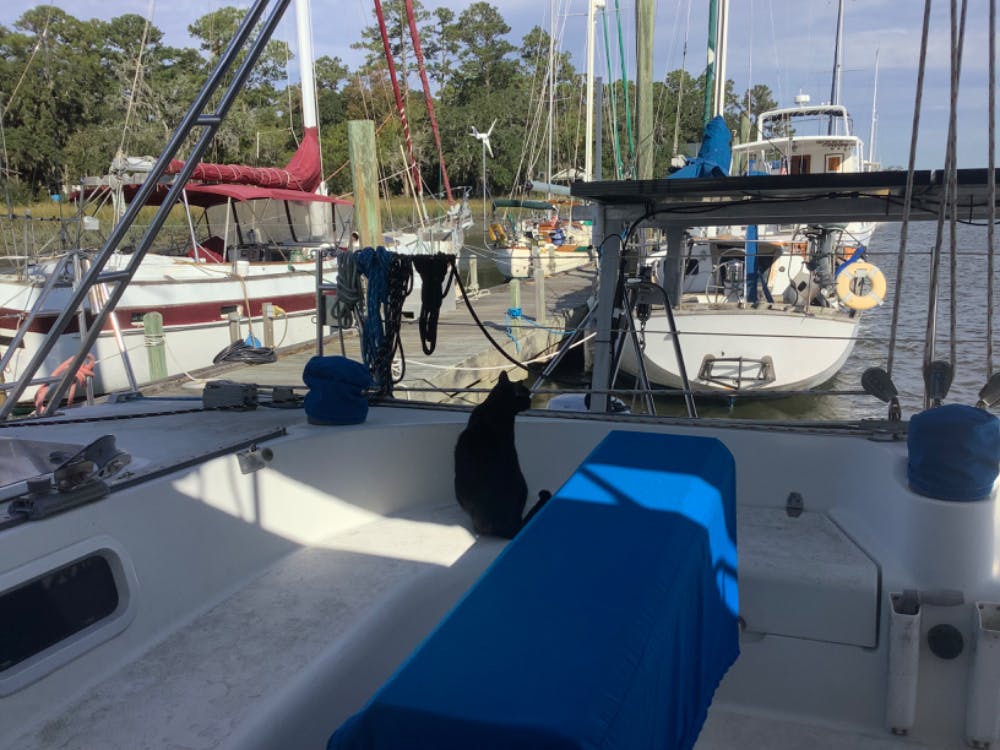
[146,264,596,405]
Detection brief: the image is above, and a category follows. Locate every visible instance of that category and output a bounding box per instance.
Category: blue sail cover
[328,430,739,750]
[668,115,732,179]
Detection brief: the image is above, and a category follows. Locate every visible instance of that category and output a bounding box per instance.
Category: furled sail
[165,126,322,192]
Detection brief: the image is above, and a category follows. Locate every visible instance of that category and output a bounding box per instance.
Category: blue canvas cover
[668,115,732,179]
[908,404,1000,501]
[302,356,372,425]
[328,430,739,750]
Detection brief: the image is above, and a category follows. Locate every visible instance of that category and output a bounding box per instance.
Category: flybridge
[571,168,1000,228]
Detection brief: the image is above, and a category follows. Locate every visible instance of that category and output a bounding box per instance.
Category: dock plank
[147,265,595,404]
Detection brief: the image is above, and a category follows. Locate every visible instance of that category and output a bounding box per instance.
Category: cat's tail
[521,490,552,529]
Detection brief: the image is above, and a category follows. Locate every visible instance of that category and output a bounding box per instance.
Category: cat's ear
[498,370,510,385]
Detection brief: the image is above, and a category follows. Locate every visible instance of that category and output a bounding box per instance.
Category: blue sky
[3,0,998,169]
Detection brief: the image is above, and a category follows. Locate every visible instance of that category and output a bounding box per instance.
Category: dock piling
[143,312,168,381]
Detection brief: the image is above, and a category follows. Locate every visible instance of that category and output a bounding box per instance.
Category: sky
[3,0,998,170]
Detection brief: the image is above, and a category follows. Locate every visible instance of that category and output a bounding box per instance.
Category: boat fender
[488,223,507,244]
[836,260,886,310]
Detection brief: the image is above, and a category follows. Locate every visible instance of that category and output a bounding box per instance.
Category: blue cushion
[908,404,1000,501]
[328,430,739,750]
[303,356,371,425]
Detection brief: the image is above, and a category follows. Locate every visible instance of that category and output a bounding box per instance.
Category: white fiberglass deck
[0,400,997,748]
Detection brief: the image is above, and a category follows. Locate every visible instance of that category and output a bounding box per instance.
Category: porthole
[0,537,138,695]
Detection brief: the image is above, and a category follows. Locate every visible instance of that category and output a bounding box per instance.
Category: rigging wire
[613,0,635,173]
[886,0,933,378]
[923,0,967,400]
[947,0,970,372]
[600,8,624,179]
[989,0,997,378]
[117,1,155,159]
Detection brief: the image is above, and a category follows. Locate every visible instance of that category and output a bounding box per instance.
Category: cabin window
[826,154,843,173]
[790,155,812,175]
[0,555,119,674]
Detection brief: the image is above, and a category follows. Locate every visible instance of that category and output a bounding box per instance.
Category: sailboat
[488,0,596,281]
[1,1,999,749]
[620,0,885,395]
[0,2,349,406]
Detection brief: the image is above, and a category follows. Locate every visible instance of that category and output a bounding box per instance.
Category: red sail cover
[166,126,322,192]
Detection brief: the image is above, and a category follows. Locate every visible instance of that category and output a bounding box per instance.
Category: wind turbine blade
[485,140,494,158]
[487,119,498,136]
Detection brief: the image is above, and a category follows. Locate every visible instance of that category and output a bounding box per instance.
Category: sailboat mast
[584,0,602,181]
[293,0,328,238]
[868,48,880,167]
[703,0,729,123]
[714,0,729,119]
[294,0,318,132]
[373,0,421,197]
[635,0,654,179]
[547,0,555,198]
[829,0,845,133]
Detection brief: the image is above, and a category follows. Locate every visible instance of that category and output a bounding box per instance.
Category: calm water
[464,220,998,421]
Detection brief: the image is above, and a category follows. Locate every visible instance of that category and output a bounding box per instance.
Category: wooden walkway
[147,264,596,405]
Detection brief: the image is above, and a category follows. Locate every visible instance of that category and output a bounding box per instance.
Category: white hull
[1,254,334,399]
[620,302,860,392]
[493,244,594,279]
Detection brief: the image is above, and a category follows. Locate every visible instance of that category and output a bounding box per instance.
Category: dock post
[467,254,480,297]
[262,303,275,348]
[533,249,547,327]
[143,312,168,381]
[509,279,522,342]
[228,312,242,343]
[347,120,382,248]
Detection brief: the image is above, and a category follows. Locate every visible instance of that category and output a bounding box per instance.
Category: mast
[372,0,421,197]
[635,0,654,179]
[293,0,328,238]
[403,0,454,204]
[547,0,555,198]
[704,0,729,123]
[703,0,717,126]
[868,48,880,167]
[828,0,845,134]
[584,0,602,181]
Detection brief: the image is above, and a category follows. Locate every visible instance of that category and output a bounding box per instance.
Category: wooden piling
[228,312,242,343]
[262,303,275,348]
[348,120,383,248]
[143,312,168,381]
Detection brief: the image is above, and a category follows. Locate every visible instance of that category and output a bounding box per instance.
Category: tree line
[0,2,777,204]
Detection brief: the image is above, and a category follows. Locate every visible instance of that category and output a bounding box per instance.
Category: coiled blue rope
[355,246,392,372]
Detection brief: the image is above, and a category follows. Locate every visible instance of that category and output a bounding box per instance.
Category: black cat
[454,371,550,538]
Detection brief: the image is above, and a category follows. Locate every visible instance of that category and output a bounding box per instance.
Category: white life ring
[836,260,887,311]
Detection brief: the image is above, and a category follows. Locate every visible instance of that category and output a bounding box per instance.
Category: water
[644,221,999,420]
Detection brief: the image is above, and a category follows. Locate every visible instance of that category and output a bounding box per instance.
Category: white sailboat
[622,0,884,395]
[1,1,999,749]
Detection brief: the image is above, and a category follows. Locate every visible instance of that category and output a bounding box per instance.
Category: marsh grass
[1,194,495,259]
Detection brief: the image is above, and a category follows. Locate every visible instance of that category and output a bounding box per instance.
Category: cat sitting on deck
[454,371,550,539]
